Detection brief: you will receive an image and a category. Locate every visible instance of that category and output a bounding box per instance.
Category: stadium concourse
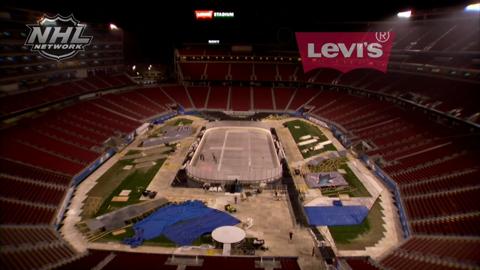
[1,4,480,270]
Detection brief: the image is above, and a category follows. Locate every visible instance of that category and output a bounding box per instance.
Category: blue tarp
[132,201,212,240]
[124,200,240,247]
[163,210,239,246]
[304,205,369,226]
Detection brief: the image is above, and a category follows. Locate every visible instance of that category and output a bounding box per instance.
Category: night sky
[4,0,473,64]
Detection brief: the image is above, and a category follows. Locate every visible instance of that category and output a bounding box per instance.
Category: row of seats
[344,258,380,270]
[398,236,480,264]
[0,158,71,186]
[0,227,58,247]
[380,252,464,270]
[403,188,480,220]
[400,170,480,197]
[0,77,145,270]
[411,215,480,236]
[57,249,301,270]
[0,177,66,206]
[0,243,77,270]
[179,62,303,82]
[0,199,57,225]
[0,74,133,117]
[185,86,311,111]
[178,60,479,122]
[380,236,480,269]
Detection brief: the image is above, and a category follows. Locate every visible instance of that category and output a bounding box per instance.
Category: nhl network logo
[25,14,92,61]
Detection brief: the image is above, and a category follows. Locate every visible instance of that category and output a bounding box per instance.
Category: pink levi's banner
[295,32,395,73]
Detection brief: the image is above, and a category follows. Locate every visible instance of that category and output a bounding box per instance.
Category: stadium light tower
[397,10,412,18]
[465,3,480,11]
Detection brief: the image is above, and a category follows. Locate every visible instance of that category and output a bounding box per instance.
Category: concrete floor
[60,115,403,270]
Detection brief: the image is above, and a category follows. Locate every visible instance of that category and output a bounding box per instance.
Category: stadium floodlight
[208,39,220,44]
[109,23,118,30]
[465,3,480,11]
[148,65,152,71]
[397,10,412,18]
[132,65,136,71]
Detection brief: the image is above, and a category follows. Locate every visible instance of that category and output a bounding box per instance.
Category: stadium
[0,1,479,270]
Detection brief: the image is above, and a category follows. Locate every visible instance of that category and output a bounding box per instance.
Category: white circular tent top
[211,226,246,244]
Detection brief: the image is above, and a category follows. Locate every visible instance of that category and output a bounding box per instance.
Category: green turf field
[94,159,165,216]
[284,119,336,158]
[339,164,371,197]
[328,199,385,250]
[81,148,171,219]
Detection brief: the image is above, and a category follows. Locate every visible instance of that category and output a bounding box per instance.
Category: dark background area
[3,0,473,64]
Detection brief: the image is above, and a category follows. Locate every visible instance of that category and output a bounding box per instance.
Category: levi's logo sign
[295,32,395,73]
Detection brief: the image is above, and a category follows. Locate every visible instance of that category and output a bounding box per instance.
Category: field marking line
[248,130,252,168]
[210,147,243,151]
[217,130,229,171]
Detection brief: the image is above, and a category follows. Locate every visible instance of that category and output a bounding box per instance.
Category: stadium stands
[380,236,480,270]
[253,87,274,110]
[206,86,229,110]
[186,86,209,109]
[179,63,205,80]
[230,86,252,111]
[0,74,133,118]
[1,12,478,269]
[162,85,194,109]
[344,257,381,270]
[55,249,302,270]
